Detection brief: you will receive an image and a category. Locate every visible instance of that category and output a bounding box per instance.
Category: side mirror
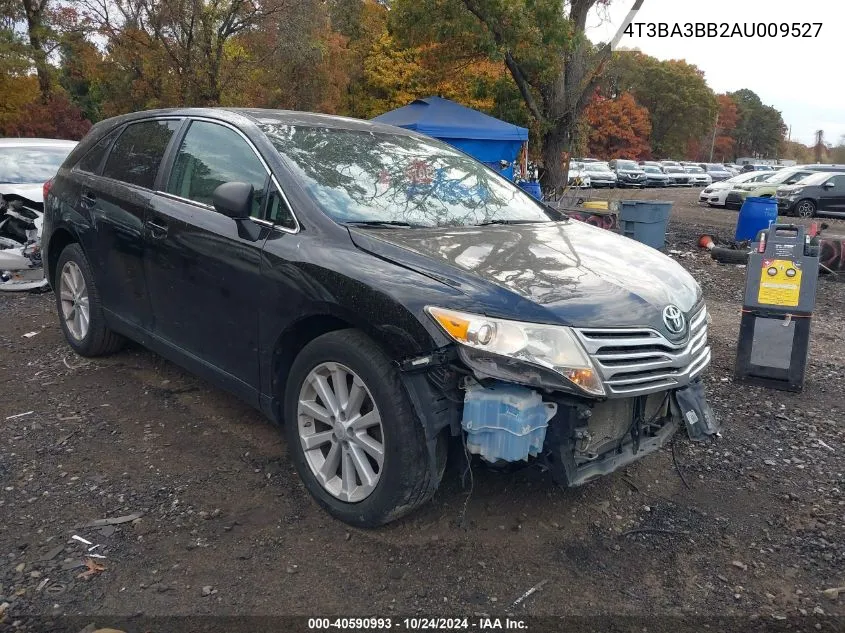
[823,180,835,188]
[212,182,253,219]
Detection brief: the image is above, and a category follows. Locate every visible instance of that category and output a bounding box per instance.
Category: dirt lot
[1,188,844,630]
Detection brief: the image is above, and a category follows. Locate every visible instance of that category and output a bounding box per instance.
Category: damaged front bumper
[543,379,719,487]
[400,349,719,488]
[0,195,48,292]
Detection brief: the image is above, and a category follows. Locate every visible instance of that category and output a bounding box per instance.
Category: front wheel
[795,199,816,218]
[284,330,444,527]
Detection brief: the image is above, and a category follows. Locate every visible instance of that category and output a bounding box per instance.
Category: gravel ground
[1,188,843,631]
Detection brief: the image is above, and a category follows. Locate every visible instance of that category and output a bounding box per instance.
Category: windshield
[584,163,611,172]
[260,125,551,228]
[727,171,768,184]
[0,147,73,184]
[763,170,811,184]
[643,166,661,173]
[707,164,725,171]
[616,160,638,170]
[794,172,831,186]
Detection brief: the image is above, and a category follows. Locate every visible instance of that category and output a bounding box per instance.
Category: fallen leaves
[76,558,106,580]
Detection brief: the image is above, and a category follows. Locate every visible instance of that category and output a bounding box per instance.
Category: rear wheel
[795,199,816,218]
[284,329,443,527]
[54,244,125,357]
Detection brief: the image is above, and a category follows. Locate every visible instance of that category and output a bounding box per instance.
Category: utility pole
[708,111,719,162]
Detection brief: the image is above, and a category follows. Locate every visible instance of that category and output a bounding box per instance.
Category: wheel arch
[268,309,430,419]
[46,227,80,287]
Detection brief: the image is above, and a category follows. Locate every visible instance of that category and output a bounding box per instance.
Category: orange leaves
[584,92,652,160]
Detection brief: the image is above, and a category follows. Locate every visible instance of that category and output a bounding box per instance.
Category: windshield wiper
[476,219,552,226]
[344,220,425,228]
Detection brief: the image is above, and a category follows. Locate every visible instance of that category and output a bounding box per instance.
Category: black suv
[43,108,718,526]
[776,172,845,217]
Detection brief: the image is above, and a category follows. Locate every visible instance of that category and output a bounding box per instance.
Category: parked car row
[699,163,845,218]
[569,158,753,189]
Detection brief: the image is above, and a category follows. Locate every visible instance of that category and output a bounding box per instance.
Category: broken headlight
[426,306,605,396]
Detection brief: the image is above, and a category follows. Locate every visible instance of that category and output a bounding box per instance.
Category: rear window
[102,119,181,189]
[0,147,74,184]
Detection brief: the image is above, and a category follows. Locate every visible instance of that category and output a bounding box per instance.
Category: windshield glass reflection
[260,124,551,228]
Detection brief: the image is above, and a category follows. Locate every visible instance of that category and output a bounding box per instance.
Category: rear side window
[165,120,267,217]
[102,120,181,189]
[77,128,120,174]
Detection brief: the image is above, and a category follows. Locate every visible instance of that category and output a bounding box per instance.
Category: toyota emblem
[662,305,686,335]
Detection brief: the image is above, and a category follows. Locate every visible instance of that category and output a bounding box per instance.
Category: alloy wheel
[796,201,815,218]
[59,260,90,341]
[297,362,385,502]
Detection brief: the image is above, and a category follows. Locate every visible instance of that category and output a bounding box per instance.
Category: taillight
[43,177,53,202]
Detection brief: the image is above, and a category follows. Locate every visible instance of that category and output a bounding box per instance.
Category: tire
[710,246,750,265]
[54,243,125,357]
[794,199,816,218]
[284,329,444,527]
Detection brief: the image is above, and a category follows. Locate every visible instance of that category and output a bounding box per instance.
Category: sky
[585,0,844,147]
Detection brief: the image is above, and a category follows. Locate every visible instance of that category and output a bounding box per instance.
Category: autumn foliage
[0,0,795,168]
[583,92,651,160]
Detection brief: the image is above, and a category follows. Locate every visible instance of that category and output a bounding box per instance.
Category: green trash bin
[619,200,672,250]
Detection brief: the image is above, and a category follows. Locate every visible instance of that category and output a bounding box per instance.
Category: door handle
[80,189,97,208]
[146,218,168,239]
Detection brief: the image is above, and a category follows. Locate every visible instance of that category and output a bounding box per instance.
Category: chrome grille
[575,305,711,397]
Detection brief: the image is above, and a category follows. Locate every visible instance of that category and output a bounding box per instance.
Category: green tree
[58,31,105,122]
[729,88,786,158]
[389,0,619,188]
[606,52,717,158]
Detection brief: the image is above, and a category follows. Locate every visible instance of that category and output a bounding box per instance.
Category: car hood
[705,181,735,190]
[0,183,42,203]
[349,221,701,330]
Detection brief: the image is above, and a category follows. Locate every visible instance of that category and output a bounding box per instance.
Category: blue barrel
[519,181,543,201]
[735,197,777,241]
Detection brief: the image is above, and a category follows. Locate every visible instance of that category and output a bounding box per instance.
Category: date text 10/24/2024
[308,617,529,631]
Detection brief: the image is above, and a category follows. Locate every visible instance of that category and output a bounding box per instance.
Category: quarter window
[77,128,120,174]
[266,189,296,230]
[166,121,267,217]
[102,120,181,189]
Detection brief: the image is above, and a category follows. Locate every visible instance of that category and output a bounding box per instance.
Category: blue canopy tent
[372,96,528,180]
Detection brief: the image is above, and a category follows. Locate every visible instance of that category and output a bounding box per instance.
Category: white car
[684,166,712,186]
[698,170,776,207]
[0,138,77,291]
[568,162,592,188]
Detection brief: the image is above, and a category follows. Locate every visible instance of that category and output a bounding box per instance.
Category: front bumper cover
[543,379,718,487]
